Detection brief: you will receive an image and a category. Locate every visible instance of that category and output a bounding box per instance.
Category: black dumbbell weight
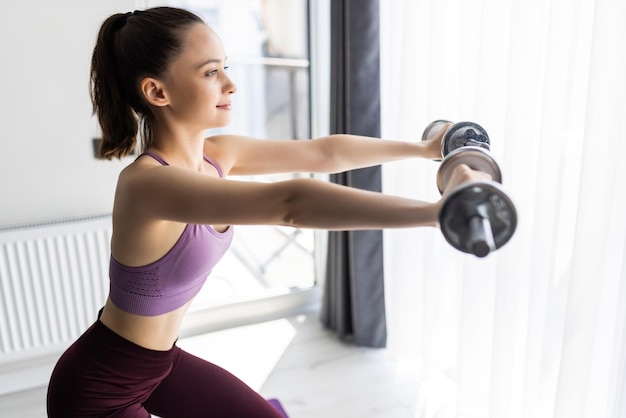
[441,121,491,156]
[439,180,517,257]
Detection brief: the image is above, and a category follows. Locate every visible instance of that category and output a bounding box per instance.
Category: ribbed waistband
[93,319,177,356]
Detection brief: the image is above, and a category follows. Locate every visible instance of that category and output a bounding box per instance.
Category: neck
[149,121,207,171]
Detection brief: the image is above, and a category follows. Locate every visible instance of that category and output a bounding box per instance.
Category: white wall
[0,0,142,226]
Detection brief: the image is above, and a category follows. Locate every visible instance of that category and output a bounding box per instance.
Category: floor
[0,312,423,418]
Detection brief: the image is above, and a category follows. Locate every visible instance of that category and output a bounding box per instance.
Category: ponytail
[90,8,204,160]
[90,13,138,160]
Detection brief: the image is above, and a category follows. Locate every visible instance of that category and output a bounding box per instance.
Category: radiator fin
[0,216,111,362]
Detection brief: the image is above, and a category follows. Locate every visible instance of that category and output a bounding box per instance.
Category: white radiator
[0,215,112,393]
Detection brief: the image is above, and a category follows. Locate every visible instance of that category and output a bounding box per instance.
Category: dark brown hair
[90,7,204,159]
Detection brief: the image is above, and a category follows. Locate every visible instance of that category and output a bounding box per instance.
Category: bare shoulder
[112,155,169,221]
[110,157,179,264]
[117,154,162,187]
[203,134,233,159]
[204,134,247,174]
[203,135,235,175]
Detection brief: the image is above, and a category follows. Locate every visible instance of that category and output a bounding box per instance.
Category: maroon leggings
[47,320,285,418]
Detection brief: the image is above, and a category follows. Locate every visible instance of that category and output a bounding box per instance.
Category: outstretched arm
[117,163,450,230]
[205,132,443,177]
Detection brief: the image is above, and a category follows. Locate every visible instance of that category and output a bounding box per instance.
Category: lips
[216,103,231,110]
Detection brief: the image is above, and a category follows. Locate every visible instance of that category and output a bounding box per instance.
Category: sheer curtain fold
[380,1,626,417]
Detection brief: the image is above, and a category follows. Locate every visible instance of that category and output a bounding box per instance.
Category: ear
[140,77,169,107]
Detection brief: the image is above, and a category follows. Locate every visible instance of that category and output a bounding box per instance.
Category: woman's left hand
[421,121,452,160]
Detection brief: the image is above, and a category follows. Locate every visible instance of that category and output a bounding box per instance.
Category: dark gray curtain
[320,0,386,348]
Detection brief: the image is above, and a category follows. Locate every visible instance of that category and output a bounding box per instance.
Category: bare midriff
[99,297,192,351]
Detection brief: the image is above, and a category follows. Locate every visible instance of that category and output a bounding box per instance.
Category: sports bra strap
[203,155,223,177]
[138,152,225,178]
[140,151,169,166]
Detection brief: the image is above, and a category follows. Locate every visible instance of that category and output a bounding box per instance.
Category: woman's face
[161,23,237,130]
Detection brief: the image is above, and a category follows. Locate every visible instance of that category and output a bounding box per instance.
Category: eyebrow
[196,57,227,70]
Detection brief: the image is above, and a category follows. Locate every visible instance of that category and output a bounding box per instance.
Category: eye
[205,69,218,77]
[224,65,230,73]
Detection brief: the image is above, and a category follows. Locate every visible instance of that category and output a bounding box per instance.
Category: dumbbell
[421,119,491,158]
[422,120,517,257]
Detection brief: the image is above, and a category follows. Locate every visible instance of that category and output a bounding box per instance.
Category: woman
[47,7,479,418]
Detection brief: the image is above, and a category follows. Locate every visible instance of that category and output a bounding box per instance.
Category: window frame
[180,0,331,334]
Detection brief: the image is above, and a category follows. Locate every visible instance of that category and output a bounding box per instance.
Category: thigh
[144,349,284,418]
[48,349,151,418]
[47,321,172,418]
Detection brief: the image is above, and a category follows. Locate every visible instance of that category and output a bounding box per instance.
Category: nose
[223,74,237,94]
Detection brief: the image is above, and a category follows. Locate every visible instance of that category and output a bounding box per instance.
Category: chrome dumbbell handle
[467,216,496,258]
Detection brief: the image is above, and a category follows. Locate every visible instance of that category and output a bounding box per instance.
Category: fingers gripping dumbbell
[422,120,517,257]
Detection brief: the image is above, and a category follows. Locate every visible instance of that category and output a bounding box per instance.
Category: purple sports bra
[108,152,234,316]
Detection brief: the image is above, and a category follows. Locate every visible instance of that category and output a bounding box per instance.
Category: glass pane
[158,0,316,308]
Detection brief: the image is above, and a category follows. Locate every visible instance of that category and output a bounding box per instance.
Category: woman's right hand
[440,164,492,200]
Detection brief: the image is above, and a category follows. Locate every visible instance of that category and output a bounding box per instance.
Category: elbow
[278,178,317,228]
[318,135,339,174]
[281,209,300,228]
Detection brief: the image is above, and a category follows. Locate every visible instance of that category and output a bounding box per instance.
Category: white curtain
[379,1,626,417]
